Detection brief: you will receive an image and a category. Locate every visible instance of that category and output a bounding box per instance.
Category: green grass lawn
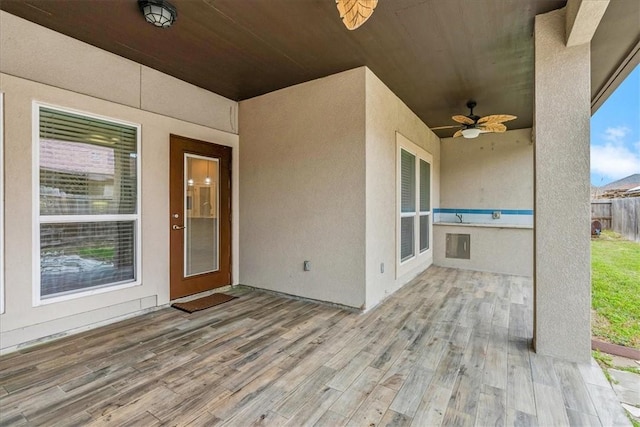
[591,231,640,349]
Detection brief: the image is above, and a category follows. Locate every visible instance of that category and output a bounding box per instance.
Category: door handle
[172,224,186,230]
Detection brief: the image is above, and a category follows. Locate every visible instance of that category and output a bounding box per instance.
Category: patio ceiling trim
[591,39,640,113]
[565,0,610,47]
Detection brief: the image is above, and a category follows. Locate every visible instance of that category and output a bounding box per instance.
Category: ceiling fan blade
[336,0,378,30]
[477,114,517,125]
[430,125,462,130]
[452,129,463,138]
[478,123,507,133]
[452,115,475,125]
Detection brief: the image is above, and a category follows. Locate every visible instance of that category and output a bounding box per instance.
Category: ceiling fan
[336,0,378,30]
[431,101,517,139]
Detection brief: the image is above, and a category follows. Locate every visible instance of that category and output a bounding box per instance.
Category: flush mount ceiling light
[461,128,482,139]
[138,0,177,28]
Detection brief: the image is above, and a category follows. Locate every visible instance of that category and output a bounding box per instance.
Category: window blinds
[420,159,430,212]
[39,107,137,216]
[420,215,429,252]
[400,149,416,261]
[40,222,135,297]
[401,149,416,213]
[419,159,430,252]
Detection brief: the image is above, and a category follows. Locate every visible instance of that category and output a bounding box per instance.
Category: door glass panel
[184,154,219,276]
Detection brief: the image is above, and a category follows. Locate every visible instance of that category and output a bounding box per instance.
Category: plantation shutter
[419,159,431,251]
[400,149,416,261]
[420,160,430,212]
[401,149,416,213]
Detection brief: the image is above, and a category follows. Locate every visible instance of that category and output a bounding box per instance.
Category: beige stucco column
[533,8,593,363]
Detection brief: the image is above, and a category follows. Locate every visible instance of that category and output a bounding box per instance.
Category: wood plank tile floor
[0,266,630,426]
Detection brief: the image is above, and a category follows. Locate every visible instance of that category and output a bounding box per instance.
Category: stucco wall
[440,129,533,210]
[0,13,240,351]
[534,8,592,363]
[435,129,533,277]
[0,12,237,133]
[239,68,367,308]
[364,69,441,308]
[239,67,441,310]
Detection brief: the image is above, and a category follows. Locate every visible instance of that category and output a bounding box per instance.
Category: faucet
[456,213,463,223]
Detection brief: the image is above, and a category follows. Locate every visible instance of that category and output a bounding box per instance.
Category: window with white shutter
[397,133,432,275]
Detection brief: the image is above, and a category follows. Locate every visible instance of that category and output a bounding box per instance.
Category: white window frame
[396,132,432,278]
[0,92,4,314]
[32,102,142,306]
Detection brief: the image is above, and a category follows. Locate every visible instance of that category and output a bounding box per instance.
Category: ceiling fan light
[138,0,177,28]
[461,128,481,139]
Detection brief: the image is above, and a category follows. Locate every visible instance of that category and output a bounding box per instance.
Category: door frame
[169,134,232,300]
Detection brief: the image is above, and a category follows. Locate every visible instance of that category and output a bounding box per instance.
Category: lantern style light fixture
[138,0,177,28]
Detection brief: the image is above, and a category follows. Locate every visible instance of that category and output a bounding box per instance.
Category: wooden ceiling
[1,0,637,138]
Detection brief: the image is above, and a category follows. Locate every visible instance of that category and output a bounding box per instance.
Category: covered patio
[0,0,638,361]
[1,1,639,424]
[0,266,628,426]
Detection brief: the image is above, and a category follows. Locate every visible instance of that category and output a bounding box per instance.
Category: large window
[34,104,141,304]
[397,133,432,274]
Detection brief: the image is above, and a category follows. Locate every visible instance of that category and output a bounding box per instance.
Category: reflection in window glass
[40,222,135,297]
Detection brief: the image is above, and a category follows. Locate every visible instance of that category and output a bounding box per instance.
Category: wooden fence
[591,200,611,230]
[612,198,640,242]
[592,198,640,242]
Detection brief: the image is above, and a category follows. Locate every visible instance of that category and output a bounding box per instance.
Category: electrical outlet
[303,261,311,271]
[492,211,501,219]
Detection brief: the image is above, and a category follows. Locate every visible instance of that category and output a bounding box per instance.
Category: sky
[590,64,640,187]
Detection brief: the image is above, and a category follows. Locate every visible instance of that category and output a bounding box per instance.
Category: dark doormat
[172,293,237,313]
